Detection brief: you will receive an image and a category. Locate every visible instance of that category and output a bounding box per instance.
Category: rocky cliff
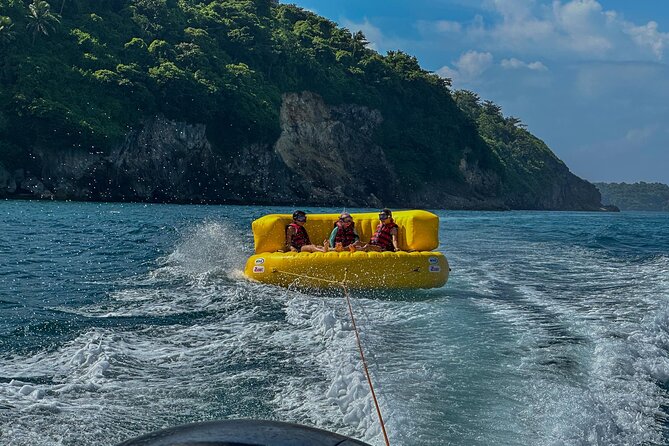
[0,91,604,210]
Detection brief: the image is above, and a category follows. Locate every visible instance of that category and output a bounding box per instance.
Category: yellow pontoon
[244,210,449,289]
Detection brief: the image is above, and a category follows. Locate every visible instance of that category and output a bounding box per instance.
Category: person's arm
[353,227,360,242]
[286,226,298,252]
[329,226,338,247]
[391,227,400,251]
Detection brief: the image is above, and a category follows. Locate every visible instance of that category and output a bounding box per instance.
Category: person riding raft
[285,210,329,253]
[329,212,362,252]
[368,208,400,252]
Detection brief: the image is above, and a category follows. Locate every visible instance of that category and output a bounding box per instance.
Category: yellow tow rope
[272,268,392,446]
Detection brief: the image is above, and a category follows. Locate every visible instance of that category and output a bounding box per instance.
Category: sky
[286,0,669,184]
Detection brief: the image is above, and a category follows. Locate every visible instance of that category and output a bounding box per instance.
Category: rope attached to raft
[271,268,392,446]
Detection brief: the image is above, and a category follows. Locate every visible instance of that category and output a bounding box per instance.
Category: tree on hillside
[385,50,426,80]
[452,90,481,121]
[482,100,502,118]
[351,30,368,59]
[26,0,60,44]
[0,16,15,45]
[506,116,525,128]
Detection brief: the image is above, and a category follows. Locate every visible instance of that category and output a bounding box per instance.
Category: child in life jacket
[329,212,364,252]
[285,210,329,253]
[367,208,400,252]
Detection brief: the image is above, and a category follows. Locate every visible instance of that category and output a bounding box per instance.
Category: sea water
[0,201,667,446]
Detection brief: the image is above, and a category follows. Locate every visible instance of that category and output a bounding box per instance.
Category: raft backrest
[252,210,440,253]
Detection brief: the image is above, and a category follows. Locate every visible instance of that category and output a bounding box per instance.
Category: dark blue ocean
[0,201,668,445]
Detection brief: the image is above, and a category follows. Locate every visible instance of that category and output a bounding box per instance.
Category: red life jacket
[334,221,357,247]
[287,222,310,249]
[370,219,398,251]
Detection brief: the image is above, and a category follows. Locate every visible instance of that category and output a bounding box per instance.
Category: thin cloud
[438,50,493,83]
[439,52,547,84]
[483,0,537,22]
[501,58,548,70]
[625,126,657,144]
[427,0,669,61]
[417,19,462,33]
[436,20,462,33]
[481,0,614,56]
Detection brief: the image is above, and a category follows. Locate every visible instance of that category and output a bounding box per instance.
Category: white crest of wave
[155,220,251,283]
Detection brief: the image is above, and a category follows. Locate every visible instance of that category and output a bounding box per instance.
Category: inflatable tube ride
[116,419,371,445]
[244,210,449,289]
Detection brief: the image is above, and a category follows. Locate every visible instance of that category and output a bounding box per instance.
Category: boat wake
[0,220,392,445]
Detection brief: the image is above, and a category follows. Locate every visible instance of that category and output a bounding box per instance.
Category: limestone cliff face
[1,116,297,204]
[0,92,398,207]
[110,117,217,202]
[6,118,222,203]
[275,91,397,207]
[0,91,605,210]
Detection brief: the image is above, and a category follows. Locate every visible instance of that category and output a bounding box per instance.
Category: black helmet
[379,208,392,220]
[292,210,307,221]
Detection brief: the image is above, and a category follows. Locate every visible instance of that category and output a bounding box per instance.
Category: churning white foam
[266,293,387,443]
[466,247,669,445]
[1,220,395,446]
[155,219,251,283]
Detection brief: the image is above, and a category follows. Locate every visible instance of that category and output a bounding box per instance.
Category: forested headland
[0,0,604,210]
[595,182,669,211]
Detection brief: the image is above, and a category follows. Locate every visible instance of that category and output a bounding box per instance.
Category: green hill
[595,182,669,211]
[0,0,604,210]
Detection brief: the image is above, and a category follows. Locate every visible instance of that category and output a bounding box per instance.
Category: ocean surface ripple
[0,202,667,445]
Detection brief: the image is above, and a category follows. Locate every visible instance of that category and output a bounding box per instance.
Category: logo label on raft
[428,257,439,264]
[255,258,265,265]
[253,266,265,273]
[428,265,441,273]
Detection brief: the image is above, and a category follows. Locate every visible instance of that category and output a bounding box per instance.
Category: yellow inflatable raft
[244,210,449,289]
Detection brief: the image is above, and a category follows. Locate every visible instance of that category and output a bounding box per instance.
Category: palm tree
[351,30,369,59]
[26,0,60,44]
[0,16,16,85]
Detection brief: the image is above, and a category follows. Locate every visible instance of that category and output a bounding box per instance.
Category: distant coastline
[595,182,669,211]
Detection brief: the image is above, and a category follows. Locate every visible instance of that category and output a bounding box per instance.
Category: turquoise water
[0,201,668,445]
